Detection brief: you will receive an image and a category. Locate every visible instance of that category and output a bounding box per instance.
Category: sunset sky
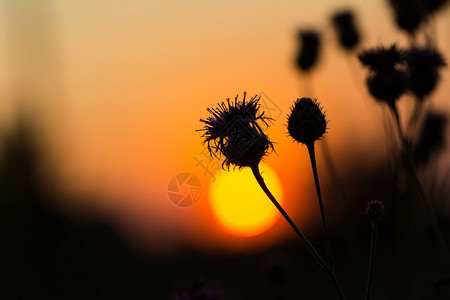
[0,0,449,253]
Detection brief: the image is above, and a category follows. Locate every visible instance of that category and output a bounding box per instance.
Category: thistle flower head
[404,46,446,99]
[366,200,385,223]
[331,10,360,50]
[295,30,321,72]
[388,0,428,34]
[405,46,446,69]
[287,97,327,145]
[198,92,274,170]
[359,45,409,105]
[358,45,404,71]
[366,69,409,105]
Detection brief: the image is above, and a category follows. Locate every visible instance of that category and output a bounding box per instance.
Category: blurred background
[1,0,450,299]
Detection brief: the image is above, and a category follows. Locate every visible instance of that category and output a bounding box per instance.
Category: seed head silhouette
[331,10,361,50]
[295,30,321,72]
[388,0,428,34]
[359,45,409,106]
[287,97,327,146]
[198,92,274,170]
[404,46,446,100]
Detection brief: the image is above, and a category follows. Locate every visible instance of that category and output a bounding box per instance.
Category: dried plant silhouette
[5,1,450,299]
[198,93,346,299]
[358,43,448,256]
[355,13,450,295]
[196,2,450,295]
[295,30,321,73]
[331,10,361,51]
[286,97,334,271]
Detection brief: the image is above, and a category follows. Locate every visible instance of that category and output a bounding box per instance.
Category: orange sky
[0,0,449,253]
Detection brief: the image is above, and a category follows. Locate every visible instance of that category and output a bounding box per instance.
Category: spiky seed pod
[358,45,404,71]
[366,200,385,223]
[287,97,327,145]
[366,69,409,106]
[331,10,361,50]
[359,45,409,105]
[295,30,321,72]
[199,93,274,170]
[404,46,446,99]
[388,0,428,34]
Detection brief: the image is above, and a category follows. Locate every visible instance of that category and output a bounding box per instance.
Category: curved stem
[307,143,335,270]
[366,223,378,300]
[251,164,346,300]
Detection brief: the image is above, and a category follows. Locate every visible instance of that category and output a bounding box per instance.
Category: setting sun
[209,163,283,237]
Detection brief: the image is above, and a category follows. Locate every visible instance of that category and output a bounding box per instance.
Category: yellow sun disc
[209,163,283,236]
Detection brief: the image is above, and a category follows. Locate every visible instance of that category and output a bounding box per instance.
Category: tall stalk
[366,223,378,300]
[307,143,335,270]
[389,104,447,252]
[251,164,346,300]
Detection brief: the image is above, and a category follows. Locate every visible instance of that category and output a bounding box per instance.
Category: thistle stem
[307,143,335,270]
[366,223,378,300]
[251,164,346,300]
[407,98,424,140]
[389,104,448,253]
[389,104,408,150]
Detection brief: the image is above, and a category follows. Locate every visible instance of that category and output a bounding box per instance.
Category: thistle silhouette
[295,30,321,73]
[404,46,446,135]
[287,97,334,271]
[404,46,446,101]
[359,44,449,262]
[331,10,361,51]
[387,0,428,35]
[358,44,409,148]
[199,93,346,300]
[198,92,274,169]
[358,45,409,109]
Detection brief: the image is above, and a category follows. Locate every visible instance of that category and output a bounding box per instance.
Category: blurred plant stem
[389,104,448,254]
[251,164,346,300]
[406,98,424,141]
[366,223,378,300]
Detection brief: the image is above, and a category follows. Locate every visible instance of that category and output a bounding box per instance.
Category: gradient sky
[0,0,449,253]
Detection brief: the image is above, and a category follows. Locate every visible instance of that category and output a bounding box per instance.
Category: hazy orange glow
[0,0,449,252]
[209,163,282,236]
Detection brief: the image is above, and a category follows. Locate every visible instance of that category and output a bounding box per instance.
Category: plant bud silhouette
[388,0,428,34]
[331,10,361,50]
[287,97,327,146]
[295,30,321,72]
[404,46,446,100]
[359,45,409,106]
[367,69,409,106]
